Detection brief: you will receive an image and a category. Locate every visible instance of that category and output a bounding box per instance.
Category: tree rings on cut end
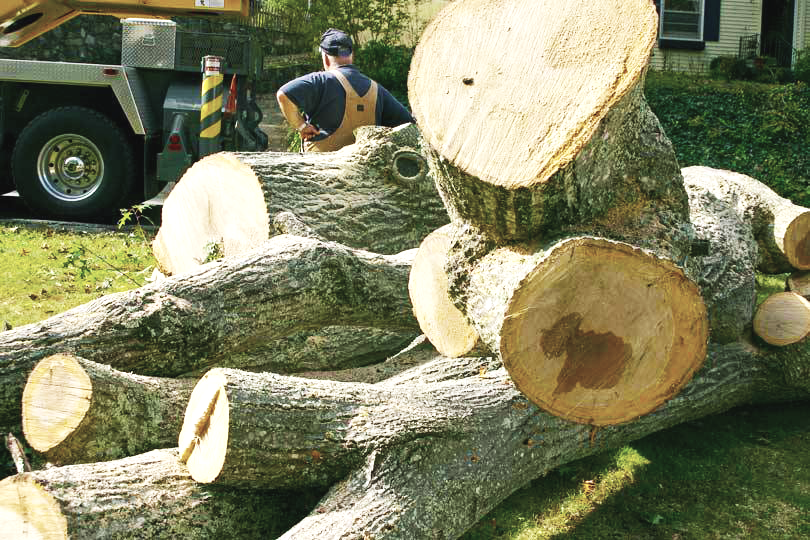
[753,292,810,346]
[178,369,230,483]
[409,226,480,357]
[500,238,708,425]
[0,474,68,539]
[782,212,810,269]
[408,0,658,189]
[22,354,92,454]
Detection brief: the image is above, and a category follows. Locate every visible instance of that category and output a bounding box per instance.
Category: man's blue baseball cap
[320,28,353,57]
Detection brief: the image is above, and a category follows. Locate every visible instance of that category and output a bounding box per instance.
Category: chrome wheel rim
[36,134,104,202]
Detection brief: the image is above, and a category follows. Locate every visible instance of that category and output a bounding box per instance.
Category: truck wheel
[12,107,135,220]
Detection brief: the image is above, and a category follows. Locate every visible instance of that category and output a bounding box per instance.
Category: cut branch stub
[22,353,91,456]
[179,369,229,482]
[499,237,708,425]
[753,292,810,346]
[409,224,482,357]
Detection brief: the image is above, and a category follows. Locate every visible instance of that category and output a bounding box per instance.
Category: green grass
[463,403,810,540]
[0,224,156,328]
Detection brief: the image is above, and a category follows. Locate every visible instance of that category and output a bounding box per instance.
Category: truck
[0,0,268,220]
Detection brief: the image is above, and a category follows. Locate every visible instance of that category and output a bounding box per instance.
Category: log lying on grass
[166,338,810,539]
[0,448,312,539]
[22,354,193,464]
[154,123,448,275]
[682,166,810,273]
[0,235,420,433]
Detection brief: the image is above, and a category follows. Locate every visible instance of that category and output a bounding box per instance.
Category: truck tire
[12,107,135,220]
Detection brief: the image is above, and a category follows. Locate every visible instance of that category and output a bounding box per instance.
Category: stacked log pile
[1,1,809,538]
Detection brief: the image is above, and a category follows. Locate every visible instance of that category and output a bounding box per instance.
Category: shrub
[355,41,414,105]
[645,72,810,206]
[709,55,752,81]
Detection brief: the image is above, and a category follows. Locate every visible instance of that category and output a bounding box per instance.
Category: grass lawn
[0,224,808,538]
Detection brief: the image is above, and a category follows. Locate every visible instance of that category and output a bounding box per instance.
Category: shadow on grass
[464,401,810,540]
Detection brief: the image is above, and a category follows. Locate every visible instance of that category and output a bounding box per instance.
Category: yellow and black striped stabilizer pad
[200,73,224,138]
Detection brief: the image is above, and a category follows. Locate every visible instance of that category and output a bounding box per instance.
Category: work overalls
[305,70,378,152]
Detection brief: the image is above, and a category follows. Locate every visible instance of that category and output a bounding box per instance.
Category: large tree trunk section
[22,354,193,465]
[408,0,689,255]
[445,232,708,425]
[682,166,810,273]
[753,292,810,346]
[408,224,484,357]
[154,124,449,275]
[0,448,310,539]
[787,271,810,297]
[683,169,759,343]
[0,235,419,433]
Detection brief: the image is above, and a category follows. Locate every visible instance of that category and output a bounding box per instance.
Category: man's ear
[322,53,331,70]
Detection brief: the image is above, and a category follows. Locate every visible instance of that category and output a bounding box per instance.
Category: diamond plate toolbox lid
[122,18,177,70]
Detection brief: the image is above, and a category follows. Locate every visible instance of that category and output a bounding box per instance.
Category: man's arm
[276,90,320,140]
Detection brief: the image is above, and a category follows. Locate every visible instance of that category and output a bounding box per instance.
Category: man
[276,28,414,152]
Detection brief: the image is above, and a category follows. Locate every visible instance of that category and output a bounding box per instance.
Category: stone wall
[0,15,122,63]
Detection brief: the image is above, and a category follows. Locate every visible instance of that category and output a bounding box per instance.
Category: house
[650,0,810,73]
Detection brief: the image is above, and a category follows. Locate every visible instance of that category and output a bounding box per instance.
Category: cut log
[444,229,708,426]
[409,0,689,253]
[683,170,758,343]
[682,166,810,273]
[0,448,314,539]
[408,224,484,357]
[22,354,193,464]
[753,292,810,346]
[153,124,448,275]
[787,271,810,297]
[0,235,420,433]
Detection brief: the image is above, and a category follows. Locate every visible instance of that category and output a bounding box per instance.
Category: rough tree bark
[0,449,314,539]
[153,124,449,275]
[681,166,810,273]
[0,235,419,433]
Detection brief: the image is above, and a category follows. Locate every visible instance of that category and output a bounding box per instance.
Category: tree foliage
[263,0,425,46]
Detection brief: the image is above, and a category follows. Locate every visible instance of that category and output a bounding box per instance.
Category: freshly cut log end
[0,474,68,539]
[22,353,91,454]
[153,153,270,276]
[179,369,230,483]
[783,213,810,269]
[500,237,708,426]
[409,225,481,357]
[409,0,658,189]
[753,292,810,346]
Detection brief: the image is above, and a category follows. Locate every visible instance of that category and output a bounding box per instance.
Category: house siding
[650,0,761,73]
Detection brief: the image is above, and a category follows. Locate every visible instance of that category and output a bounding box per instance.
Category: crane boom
[0,0,251,47]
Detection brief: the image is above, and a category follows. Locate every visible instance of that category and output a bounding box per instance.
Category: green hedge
[645,72,810,207]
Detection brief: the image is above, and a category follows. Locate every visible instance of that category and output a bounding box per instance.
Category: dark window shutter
[653,0,661,14]
[704,0,721,41]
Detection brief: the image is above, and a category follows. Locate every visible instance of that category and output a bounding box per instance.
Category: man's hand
[299,123,319,141]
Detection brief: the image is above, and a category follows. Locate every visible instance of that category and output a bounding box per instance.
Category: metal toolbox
[121,18,177,69]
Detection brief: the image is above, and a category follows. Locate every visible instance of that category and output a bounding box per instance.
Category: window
[660,0,704,41]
